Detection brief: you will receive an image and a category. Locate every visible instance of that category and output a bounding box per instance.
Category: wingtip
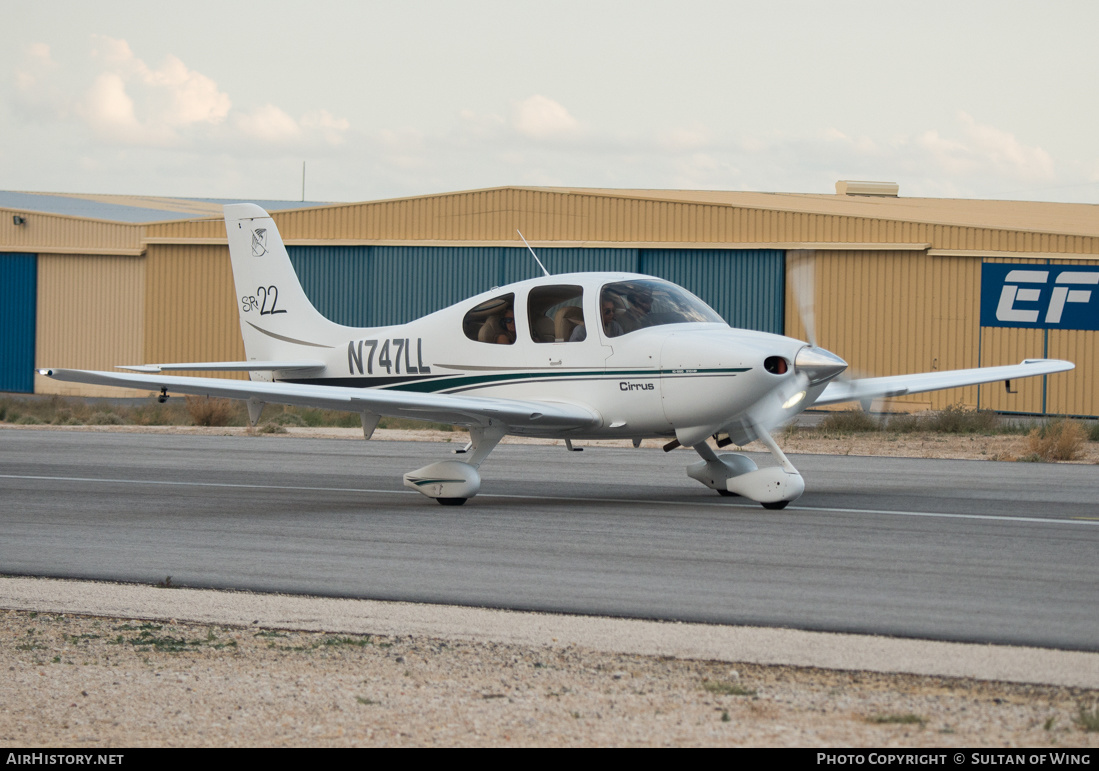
[1021,358,1075,371]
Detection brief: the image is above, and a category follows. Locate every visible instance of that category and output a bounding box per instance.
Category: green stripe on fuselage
[388,368,749,394]
[283,368,750,394]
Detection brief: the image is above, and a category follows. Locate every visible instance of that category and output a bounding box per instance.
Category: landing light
[782,391,806,410]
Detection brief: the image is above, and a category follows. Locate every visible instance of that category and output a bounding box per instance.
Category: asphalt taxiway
[1,428,1096,651]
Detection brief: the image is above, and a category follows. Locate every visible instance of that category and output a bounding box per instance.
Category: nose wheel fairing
[687,422,805,509]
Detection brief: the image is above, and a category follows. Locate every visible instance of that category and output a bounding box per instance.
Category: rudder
[223,204,346,362]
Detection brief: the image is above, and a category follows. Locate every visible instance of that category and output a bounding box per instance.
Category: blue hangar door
[0,253,36,393]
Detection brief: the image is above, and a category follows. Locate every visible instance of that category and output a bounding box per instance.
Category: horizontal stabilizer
[118,361,325,373]
[815,359,1074,407]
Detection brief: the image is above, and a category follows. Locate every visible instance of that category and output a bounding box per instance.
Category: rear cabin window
[462,294,516,345]
[527,285,585,343]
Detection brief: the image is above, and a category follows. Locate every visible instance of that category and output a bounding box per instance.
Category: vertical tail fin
[223,204,346,362]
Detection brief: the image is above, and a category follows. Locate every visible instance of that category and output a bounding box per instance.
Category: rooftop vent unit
[835,180,899,197]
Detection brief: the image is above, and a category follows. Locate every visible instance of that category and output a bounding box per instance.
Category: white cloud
[90,35,138,69]
[668,152,736,189]
[375,128,431,170]
[148,55,231,126]
[4,38,1085,203]
[511,95,579,140]
[82,72,142,137]
[234,104,301,144]
[13,42,68,119]
[957,112,1053,180]
[910,113,1054,184]
[16,35,349,152]
[78,35,231,144]
[301,110,352,146]
[659,126,715,152]
[16,42,57,89]
[824,128,882,157]
[458,108,506,140]
[916,128,975,176]
[85,35,232,129]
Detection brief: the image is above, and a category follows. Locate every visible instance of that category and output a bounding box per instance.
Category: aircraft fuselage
[269,272,818,441]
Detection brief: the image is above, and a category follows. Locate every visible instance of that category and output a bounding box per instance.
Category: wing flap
[38,368,600,431]
[814,359,1074,407]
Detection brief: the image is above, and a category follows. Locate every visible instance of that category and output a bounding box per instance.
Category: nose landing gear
[687,422,804,510]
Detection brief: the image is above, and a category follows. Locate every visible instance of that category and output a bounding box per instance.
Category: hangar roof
[5,186,1098,237]
[4,185,1098,259]
[538,187,1099,239]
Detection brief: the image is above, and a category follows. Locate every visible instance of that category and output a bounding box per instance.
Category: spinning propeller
[745,251,847,438]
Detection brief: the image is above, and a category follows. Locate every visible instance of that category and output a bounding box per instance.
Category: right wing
[38,368,601,432]
[814,358,1074,407]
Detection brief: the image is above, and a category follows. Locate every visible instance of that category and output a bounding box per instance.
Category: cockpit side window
[462,293,516,345]
[600,279,724,335]
[527,285,584,342]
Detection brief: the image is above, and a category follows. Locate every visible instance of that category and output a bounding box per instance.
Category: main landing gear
[402,423,506,506]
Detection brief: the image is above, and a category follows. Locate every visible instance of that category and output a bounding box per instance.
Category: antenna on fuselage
[517,230,551,277]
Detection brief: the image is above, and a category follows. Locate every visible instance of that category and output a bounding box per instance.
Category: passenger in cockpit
[496,308,517,345]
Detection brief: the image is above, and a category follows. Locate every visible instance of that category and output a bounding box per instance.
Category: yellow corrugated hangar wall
[7,185,1098,416]
[0,209,147,398]
[141,243,245,373]
[35,253,146,397]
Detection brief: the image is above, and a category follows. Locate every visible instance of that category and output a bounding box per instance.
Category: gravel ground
[2,607,1098,748]
[1,579,1097,748]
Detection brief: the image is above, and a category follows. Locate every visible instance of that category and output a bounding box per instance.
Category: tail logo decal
[251,228,268,257]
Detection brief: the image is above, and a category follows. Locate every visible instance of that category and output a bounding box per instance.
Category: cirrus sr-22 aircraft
[40,204,1074,508]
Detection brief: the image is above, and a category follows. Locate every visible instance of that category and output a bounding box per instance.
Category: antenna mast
[516,230,550,277]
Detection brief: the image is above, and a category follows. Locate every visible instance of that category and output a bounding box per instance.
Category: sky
[3,0,1099,205]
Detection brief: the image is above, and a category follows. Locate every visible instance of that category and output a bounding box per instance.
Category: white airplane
[40,204,1074,508]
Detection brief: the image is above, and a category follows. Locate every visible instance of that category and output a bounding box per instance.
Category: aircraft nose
[795,346,847,386]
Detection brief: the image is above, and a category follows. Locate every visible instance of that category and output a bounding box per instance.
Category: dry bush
[185,395,236,427]
[1025,419,1087,461]
[269,411,307,427]
[921,404,1000,434]
[885,413,922,433]
[818,409,879,433]
[87,411,124,425]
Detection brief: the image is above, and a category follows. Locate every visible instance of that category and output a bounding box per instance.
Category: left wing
[815,358,1074,407]
[37,368,600,431]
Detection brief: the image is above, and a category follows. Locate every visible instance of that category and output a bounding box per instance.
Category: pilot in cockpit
[569,299,624,341]
[620,289,653,332]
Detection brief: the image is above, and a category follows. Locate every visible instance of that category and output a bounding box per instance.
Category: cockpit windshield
[600,279,724,336]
